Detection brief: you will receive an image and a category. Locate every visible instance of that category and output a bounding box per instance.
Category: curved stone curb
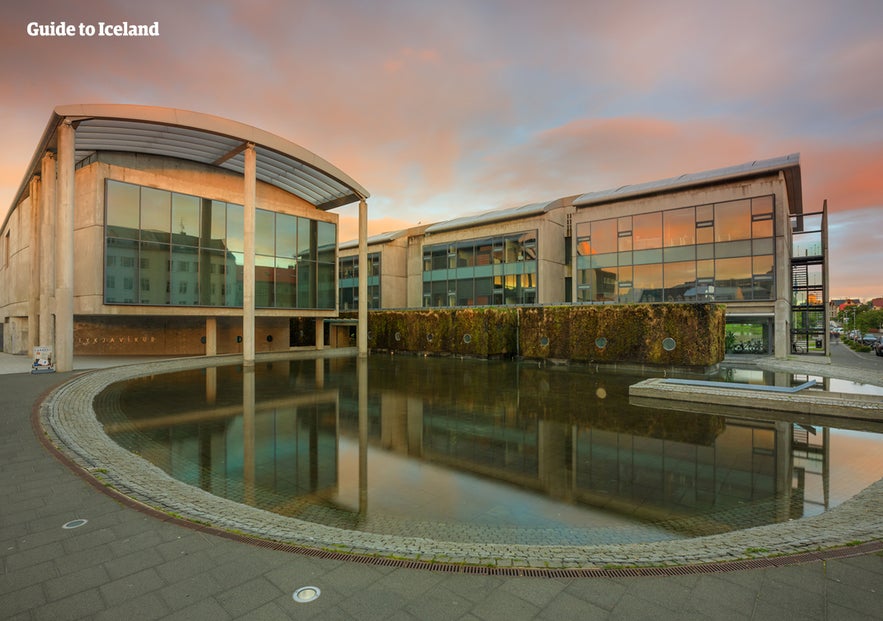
[40,354,883,569]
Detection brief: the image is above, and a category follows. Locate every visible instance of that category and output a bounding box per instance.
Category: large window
[422,231,537,307]
[339,252,381,310]
[575,196,775,303]
[104,180,336,309]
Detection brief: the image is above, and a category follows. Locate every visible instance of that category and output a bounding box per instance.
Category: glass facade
[422,231,537,307]
[339,252,381,310]
[104,179,336,308]
[575,196,775,303]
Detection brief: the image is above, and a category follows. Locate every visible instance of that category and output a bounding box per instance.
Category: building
[339,154,829,359]
[0,104,370,370]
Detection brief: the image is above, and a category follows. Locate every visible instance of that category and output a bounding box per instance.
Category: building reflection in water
[97,356,883,543]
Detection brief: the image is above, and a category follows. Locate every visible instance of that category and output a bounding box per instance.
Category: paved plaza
[2,342,882,619]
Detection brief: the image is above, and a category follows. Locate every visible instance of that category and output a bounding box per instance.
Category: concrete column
[357,198,368,357]
[242,144,256,367]
[27,176,41,355]
[39,152,56,348]
[205,317,217,356]
[314,317,324,349]
[55,120,75,372]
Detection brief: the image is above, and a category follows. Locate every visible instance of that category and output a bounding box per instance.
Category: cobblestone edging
[39,354,883,570]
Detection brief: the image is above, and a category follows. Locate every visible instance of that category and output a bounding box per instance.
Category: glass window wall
[104,179,336,309]
[422,230,538,307]
[576,195,776,303]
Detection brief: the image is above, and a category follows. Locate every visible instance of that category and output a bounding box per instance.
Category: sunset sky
[2,0,881,300]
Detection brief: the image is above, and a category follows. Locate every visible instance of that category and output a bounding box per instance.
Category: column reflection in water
[242,366,255,506]
[358,356,368,515]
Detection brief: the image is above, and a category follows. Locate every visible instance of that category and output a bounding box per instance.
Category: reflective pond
[95,355,883,546]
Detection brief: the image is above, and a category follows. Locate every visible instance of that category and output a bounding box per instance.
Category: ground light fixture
[292,586,321,603]
[62,519,88,529]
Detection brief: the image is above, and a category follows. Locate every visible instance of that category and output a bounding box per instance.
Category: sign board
[31,345,55,374]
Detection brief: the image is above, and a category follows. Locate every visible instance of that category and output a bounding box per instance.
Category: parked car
[874,337,883,357]
[861,333,878,346]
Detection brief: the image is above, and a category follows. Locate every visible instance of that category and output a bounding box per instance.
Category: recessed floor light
[62,519,88,529]
[293,586,321,603]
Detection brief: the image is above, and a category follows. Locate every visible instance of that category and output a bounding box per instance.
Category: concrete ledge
[630,377,883,421]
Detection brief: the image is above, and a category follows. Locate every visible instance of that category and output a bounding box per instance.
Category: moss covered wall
[518,304,725,367]
[356,303,725,367]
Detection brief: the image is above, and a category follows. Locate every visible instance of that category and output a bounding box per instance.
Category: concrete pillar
[314,317,324,349]
[205,317,217,356]
[242,144,256,367]
[39,152,56,348]
[357,198,368,357]
[55,120,75,372]
[27,176,41,355]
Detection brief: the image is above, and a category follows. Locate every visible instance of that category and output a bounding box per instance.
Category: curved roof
[9,104,369,216]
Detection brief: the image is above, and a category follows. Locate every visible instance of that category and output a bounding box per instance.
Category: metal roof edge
[424,199,558,235]
[339,229,407,250]
[573,154,801,207]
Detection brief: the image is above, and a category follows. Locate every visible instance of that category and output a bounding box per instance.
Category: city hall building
[338,154,828,359]
[0,104,370,371]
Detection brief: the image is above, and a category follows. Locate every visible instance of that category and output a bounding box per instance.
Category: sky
[1,0,881,300]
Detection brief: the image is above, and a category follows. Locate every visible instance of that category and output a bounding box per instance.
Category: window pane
[106,181,140,239]
[140,187,171,243]
[198,248,226,306]
[170,245,199,305]
[255,209,275,256]
[663,245,695,262]
[255,254,275,307]
[104,238,138,303]
[276,213,297,259]
[752,195,774,216]
[715,256,751,300]
[228,252,244,306]
[752,218,773,239]
[317,220,336,264]
[714,199,750,242]
[752,255,774,300]
[139,241,169,304]
[318,262,335,308]
[297,260,316,308]
[633,264,663,302]
[203,200,225,249]
[276,256,297,307]
[633,212,662,249]
[226,204,244,253]
[590,219,617,254]
[590,252,617,269]
[715,240,752,259]
[297,217,312,261]
[170,193,200,247]
[664,207,695,247]
[663,261,695,301]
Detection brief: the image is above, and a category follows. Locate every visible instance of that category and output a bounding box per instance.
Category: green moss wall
[518,304,725,367]
[357,303,725,367]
